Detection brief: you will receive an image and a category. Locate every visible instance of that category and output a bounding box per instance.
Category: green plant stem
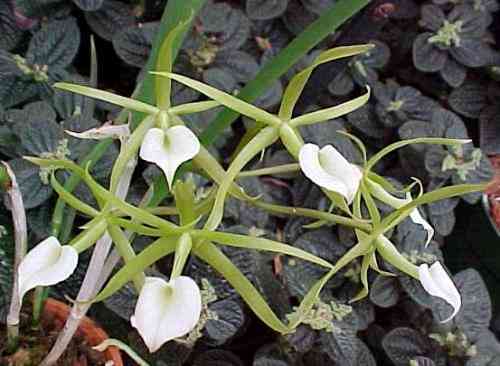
[50,140,113,237]
[200,0,370,145]
[252,201,371,231]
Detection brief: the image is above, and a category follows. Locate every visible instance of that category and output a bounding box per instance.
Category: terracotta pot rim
[43,298,123,366]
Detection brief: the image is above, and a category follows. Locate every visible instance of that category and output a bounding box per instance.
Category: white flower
[298,143,362,204]
[419,262,461,322]
[131,276,202,352]
[139,127,200,189]
[18,236,78,302]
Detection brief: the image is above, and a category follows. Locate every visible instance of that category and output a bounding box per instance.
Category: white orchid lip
[298,143,362,204]
[139,126,200,189]
[419,262,461,323]
[131,276,202,353]
[17,236,78,301]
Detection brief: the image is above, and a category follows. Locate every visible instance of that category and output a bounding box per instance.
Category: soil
[0,306,106,366]
[486,155,500,229]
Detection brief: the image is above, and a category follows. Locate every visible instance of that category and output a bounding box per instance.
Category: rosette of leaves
[0,17,80,108]
[372,80,437,128]
[448,80,500,154]
[177,1,260,95]
[0,101,116,210]
[399,108,493,234]
[433,0,499,25]
[85,0,135,41]
[383,269,500,365]
[246,0,289,20]
[113,21,160,69]
[328,40,391,96]
[413,4,494,87]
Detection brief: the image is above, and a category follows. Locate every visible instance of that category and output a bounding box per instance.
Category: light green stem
[375,235,419,279]
[171,233,192,278]
[204,126,279,230]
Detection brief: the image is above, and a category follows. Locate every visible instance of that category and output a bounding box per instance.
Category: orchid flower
[131,276,202,352]
[298,143,362,204]
[367,180,434,246]
[419,262,461,322]
[18,236,78,302]
[139,126,200,189]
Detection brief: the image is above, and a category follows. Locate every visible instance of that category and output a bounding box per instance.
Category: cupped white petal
[139,127,200,189]
[18,236,78,301]
[131,276,202,353]
[419,262,461,322]
[407,194,434,247]
[299,144,361,203]
[318,145,362,203]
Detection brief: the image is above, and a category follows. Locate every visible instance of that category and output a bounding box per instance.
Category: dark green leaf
[8,158,53,209]
[27,18,81,69]
[246,0,288,20]
[113,22,159,68]
[369,275,400,308]
[382,328,434,366]
[73,0,103,11]
[85,0,135,41]
[205,298,245,345]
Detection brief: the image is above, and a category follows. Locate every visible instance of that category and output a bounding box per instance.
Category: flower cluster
[12,37,486,360]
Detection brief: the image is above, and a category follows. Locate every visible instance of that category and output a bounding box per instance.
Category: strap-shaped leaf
[203,127,279,231]
[107,217,163,236]
[279,45,373,120]
[50,173,99,218]
[24,157,182,234]
[53,83,160,115]
[155,18,191,110]
[350,252,371,303]
[169,100,220,115]
[153,72,281,126]
[194,241,290,333]
[92,236,178,302]
[366,137,471,171]
[191,229,333,269]
[289,86,370,126]
[381,183,486,234]
[361,182,380,225]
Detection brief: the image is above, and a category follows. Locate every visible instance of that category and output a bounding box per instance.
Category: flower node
[428,20,463,48]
